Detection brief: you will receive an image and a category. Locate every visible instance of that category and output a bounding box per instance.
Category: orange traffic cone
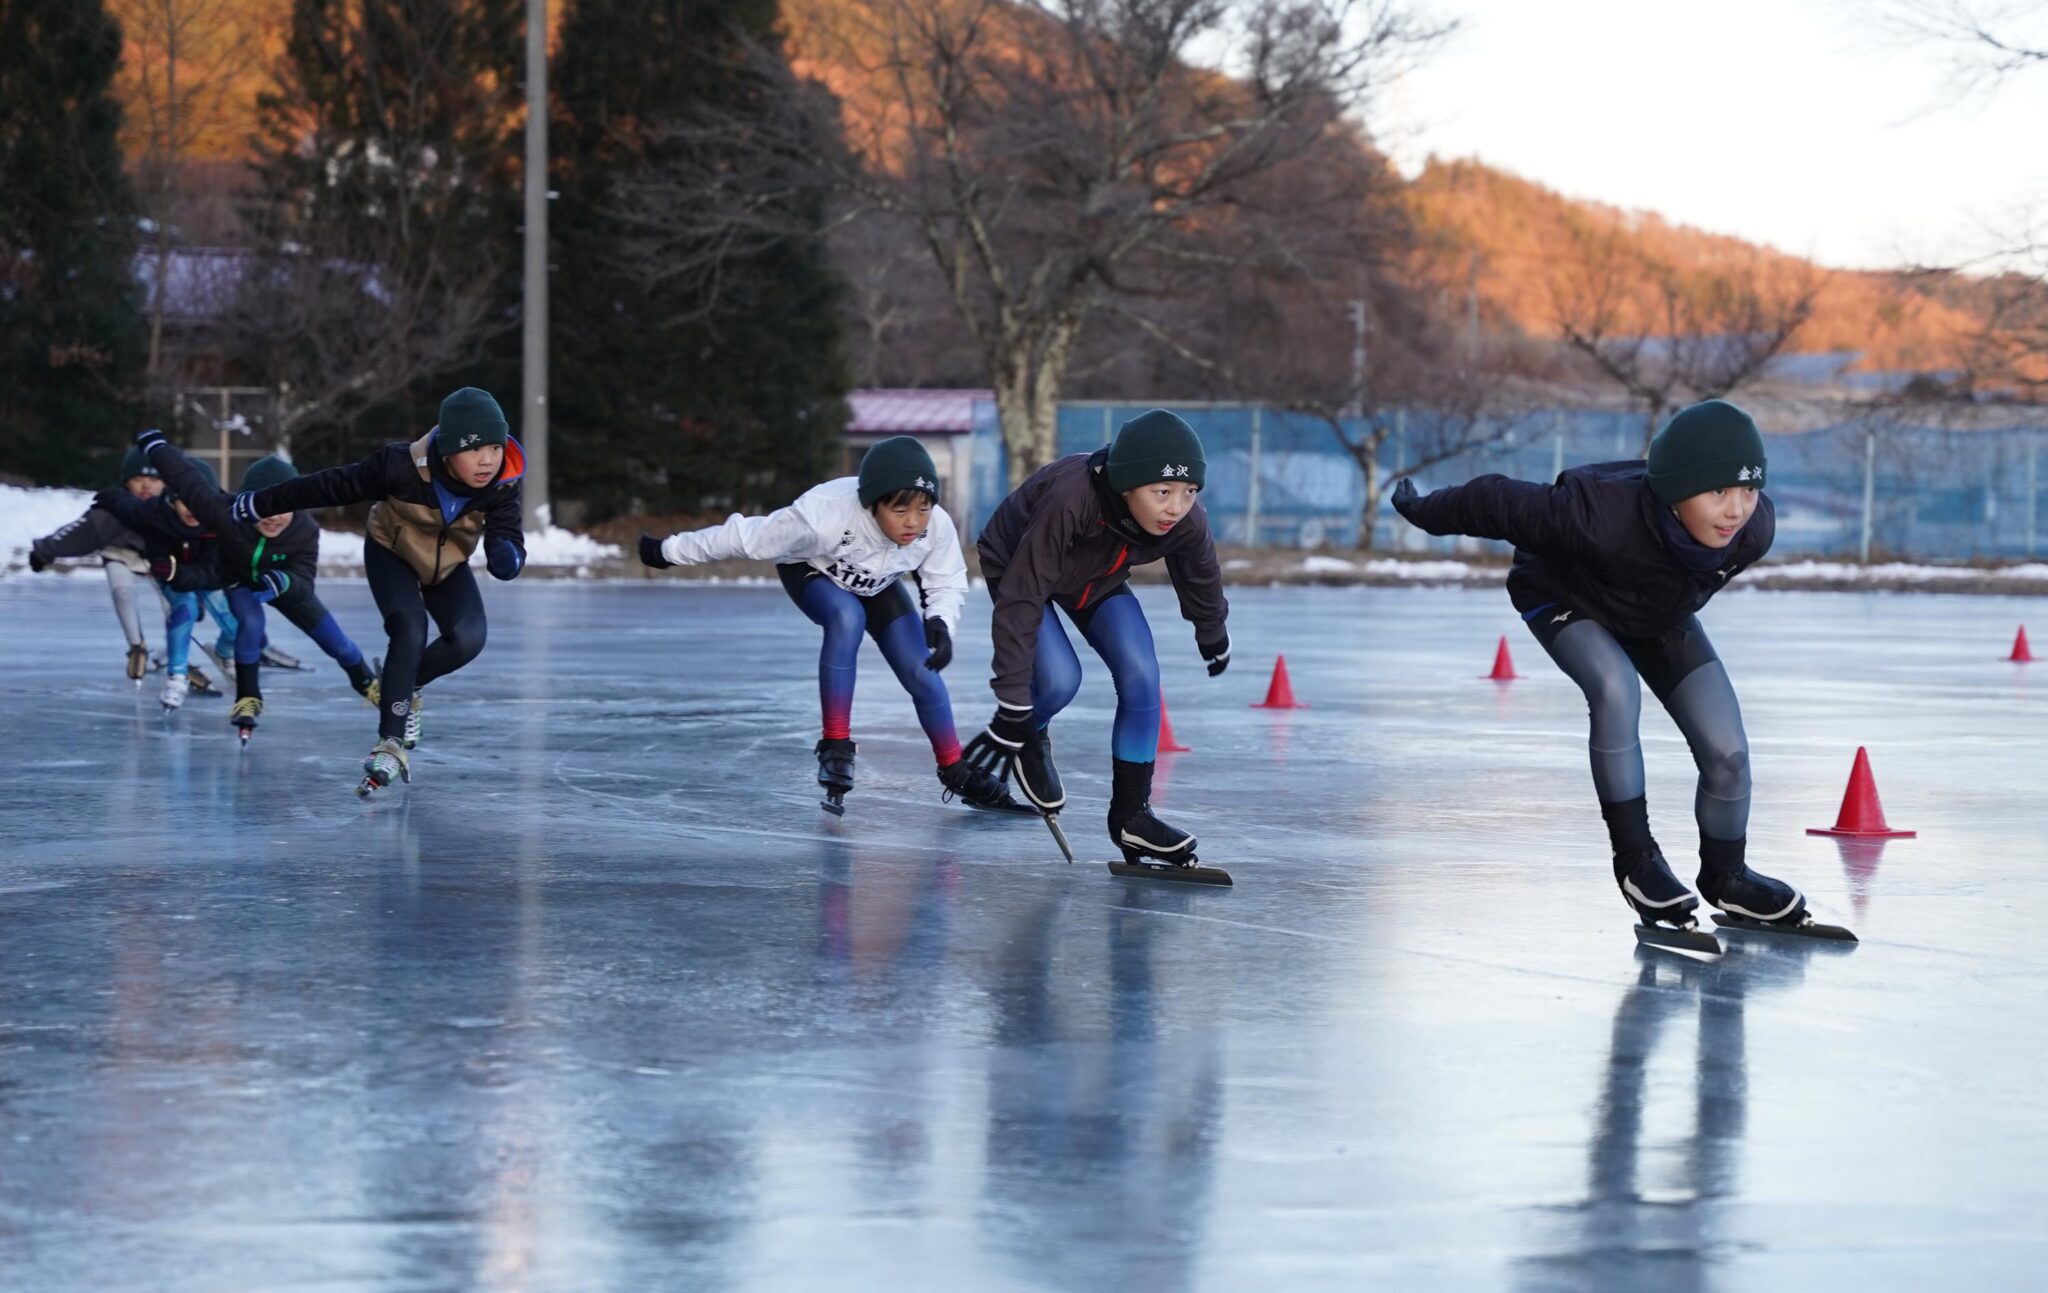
[2010,625,2034,663]
[1483,635,1519,681]
[1251,656,1306,709]
[1158,693,1192,752]
[1806,747,1916,839]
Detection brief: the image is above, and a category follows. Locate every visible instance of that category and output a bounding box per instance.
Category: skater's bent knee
[1700,744,1751,796]
[445,615,488,663]
[383,609,430,647]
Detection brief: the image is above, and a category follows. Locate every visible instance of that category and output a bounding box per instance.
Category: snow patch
[0,484,96,575]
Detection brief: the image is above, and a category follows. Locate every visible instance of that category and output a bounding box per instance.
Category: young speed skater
[28,448,182,686]
[960,409,1233,883]
[1392,399,1848,945]
[225,387,526,795]
[637,435,1029,817]
[135,432,379,741]
[89,452,242,711]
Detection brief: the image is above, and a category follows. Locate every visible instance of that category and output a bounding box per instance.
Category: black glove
[29,542,51,573]
[486,537,523,581]
[638,533,674,569]
[924,617,952,672]
[133,427,168,458]
[960,703,1034,782]
[149,554,178,583]
[1390,477,1420,519]
[230,490,261,524]
[255,569,290,604]
[1198,630,1230,678]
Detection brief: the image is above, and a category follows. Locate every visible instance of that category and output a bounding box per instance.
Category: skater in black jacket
[962,409,1231,878]
[227,387,526,794]
[1394,399,1824,938]
[137,433,378,739]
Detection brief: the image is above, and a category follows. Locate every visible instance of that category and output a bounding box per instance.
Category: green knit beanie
[857,435,941,507]
[119,446,159,482]
[239,455,297,493]
[1106,409,1206,492]
[1646,400,1768,505]
[434,387,509,457]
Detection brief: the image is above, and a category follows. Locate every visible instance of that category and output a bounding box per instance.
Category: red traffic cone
[1251,655,1306,709]
[1158,693,1192,752]
[1483,635,1519,681]
[1806,746,1916,839]
[2010,625,2034,663]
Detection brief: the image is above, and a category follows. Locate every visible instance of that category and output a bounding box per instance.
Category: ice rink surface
[0,578,2042,1291]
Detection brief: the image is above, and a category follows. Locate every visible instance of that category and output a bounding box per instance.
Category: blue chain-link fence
[962,400,2048,560]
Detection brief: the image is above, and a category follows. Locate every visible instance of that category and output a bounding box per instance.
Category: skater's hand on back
[133,427,168,459]
[1199,631,1230,677]
[255,570,290,604]
[637,533,674,569]
[924,618,952,672]
[1390,477,1420,519]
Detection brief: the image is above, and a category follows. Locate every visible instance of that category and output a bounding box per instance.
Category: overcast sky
[1379,0,2048,269]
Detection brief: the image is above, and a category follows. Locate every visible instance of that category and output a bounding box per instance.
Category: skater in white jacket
[640,435,1028,817]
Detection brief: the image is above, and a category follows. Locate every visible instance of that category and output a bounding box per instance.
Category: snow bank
[1301,554,1490,581]
[0,484,96,574]
[1759,560,2048,584]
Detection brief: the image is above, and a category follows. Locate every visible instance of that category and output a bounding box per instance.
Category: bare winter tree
[609,0,1452,485]
[1862,0,2048,97]
[111,0,272,380]
[1550,218,1822,453]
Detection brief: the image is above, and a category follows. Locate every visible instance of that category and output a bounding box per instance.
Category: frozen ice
[1,578,2044,1290]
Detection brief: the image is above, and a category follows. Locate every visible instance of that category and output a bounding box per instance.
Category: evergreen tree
[0,0,145,485]
[234,0,521,467]
[552,0,849,518]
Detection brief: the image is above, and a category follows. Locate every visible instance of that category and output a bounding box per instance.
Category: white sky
[1378,0,2048,270]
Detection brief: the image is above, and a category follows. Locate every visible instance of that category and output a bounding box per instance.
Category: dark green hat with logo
[1106,409,1206,492]
[119,446,159,482]
[857,435,941,507]
[434,387,509,457]
[240,455,297,493]
[1646,400,1768,505]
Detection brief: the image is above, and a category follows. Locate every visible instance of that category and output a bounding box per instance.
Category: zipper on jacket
[434,529,448,584]
[1075,543,1130,610]
[250,536,267,584]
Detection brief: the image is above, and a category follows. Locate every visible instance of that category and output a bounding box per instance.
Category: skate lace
[231,697,262,720]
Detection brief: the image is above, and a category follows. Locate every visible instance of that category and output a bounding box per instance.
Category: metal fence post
[1246,405,1262,547]
[2028,433,2039,558]
[1859,425,1877,563]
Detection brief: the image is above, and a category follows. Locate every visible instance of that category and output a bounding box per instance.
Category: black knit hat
[857,435,941,507]
[119,446,159,481]
[434,387,509,457]
[1106,409,1206,492]
[1647,400,1768,505]
[239,455,297,493]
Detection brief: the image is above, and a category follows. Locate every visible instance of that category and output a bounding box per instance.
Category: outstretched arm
[1392,474,1590,558]
[242,448,399,519]
[147,443,236,532]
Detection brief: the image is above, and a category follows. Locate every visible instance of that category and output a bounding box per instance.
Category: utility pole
[521,0,551,532]
[1346,298,1368,416]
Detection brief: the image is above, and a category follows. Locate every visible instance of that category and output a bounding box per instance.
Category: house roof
[846,388,990,436]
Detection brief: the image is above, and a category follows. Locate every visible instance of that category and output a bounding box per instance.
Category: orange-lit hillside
[1405,156,1983,374]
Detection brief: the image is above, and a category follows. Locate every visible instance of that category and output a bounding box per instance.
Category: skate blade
[1711,913,1858,943]
[967,798,1041,816]
[819,794,846,817]
[1634,923,1722,955]
[1042,813,1076,864]
[1107,860,1233,887]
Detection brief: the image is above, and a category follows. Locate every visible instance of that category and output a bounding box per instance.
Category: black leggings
[365,538,487,742]
[1526,610,1750,841]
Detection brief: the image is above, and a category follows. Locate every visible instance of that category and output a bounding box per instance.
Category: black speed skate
[938,759,1034,814]
[1105,758,1231,886]
[1617,847,1717,954]
[815,737,856,816]
[1699,838,1855,942]
[230,696,263,744]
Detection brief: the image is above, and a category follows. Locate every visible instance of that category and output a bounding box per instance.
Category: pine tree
[551,0,849,518]
[0,0,145,485]
[234,0,522,465]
